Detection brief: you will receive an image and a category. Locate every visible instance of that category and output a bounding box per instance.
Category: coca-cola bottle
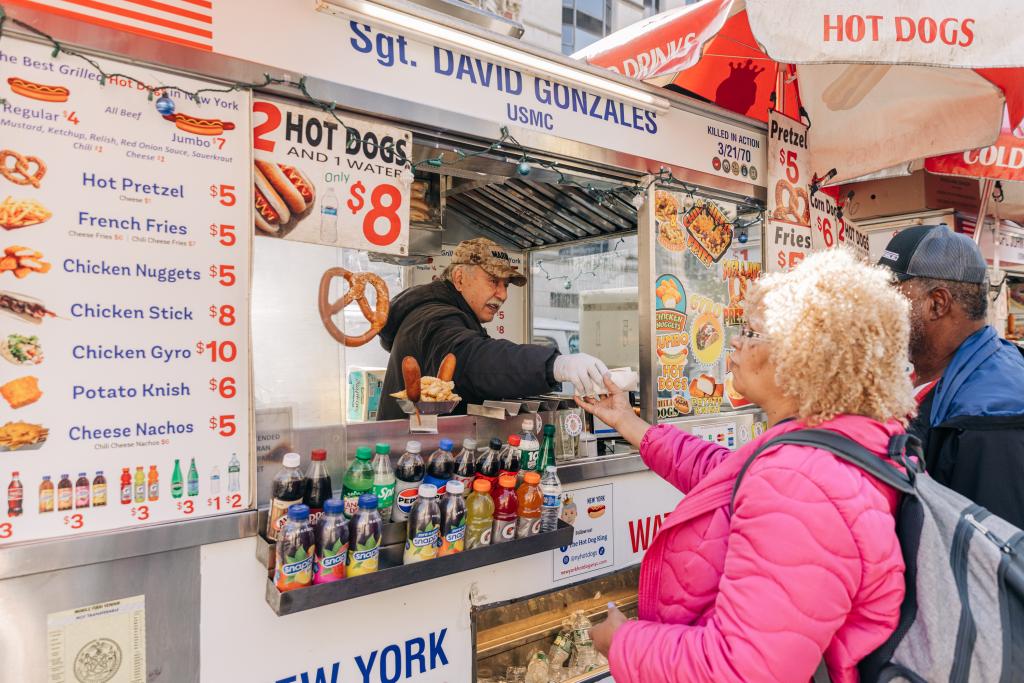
[303,449,332,526]
[475,438,501,489]
[7,471,23,517]
[452,438,476,490]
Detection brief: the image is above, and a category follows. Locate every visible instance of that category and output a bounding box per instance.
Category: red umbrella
[576,0,1024,184]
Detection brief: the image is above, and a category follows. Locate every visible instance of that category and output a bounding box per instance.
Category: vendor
[377,238,607,420]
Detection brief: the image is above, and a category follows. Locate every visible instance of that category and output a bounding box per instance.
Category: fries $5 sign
[251,97,413,254]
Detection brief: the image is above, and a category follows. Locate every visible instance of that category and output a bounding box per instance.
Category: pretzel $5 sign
[766,111,814,272]
[251,97,412,255]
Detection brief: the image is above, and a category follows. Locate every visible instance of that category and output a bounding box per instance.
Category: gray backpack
[731,429,1024,683]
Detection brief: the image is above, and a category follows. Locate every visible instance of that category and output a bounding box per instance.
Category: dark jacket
[909,326,1024,527]
[376,280,559,420]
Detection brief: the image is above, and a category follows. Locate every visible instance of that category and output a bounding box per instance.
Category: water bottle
[320,188,339,244]
[227,453,241,493]
[540,465,562,533]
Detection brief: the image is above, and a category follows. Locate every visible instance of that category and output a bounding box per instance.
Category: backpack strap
[730,429,916,514]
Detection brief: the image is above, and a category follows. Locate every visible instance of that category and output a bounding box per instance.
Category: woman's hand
[592,603,628,657]
[575,375,652,450]
[575,375,633,429]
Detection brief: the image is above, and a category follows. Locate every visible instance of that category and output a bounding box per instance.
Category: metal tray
[394,398,461,415]
[263,520,574,615]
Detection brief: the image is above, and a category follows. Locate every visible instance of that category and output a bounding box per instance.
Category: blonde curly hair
[744,248,916,426]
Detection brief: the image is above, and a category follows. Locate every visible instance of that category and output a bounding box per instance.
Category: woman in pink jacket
[577,249,916,683]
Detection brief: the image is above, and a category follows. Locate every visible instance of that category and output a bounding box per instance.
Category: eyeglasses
[732,325,771,342]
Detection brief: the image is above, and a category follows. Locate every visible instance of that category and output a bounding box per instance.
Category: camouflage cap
[451,238,526,286]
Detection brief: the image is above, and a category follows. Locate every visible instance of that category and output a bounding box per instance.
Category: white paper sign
[252,97,412,254]
[0,38,251,545]
[47,595,146,683]
[765,111,814,272]
[553,483,614,581]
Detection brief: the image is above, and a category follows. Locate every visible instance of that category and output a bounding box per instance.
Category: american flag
[9,0,214,51]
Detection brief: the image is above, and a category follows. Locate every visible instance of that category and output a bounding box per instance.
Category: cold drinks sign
[0,37,252,545]
[252,97,412,254]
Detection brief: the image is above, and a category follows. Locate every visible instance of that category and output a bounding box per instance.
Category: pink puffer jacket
[608,416,905,683]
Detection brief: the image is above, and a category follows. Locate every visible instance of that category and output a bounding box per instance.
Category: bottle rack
[255,512,573,616]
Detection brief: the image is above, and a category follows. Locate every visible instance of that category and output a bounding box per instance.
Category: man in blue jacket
[880,224,1024,526]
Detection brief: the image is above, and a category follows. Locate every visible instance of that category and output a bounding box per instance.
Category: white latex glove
[553,353,609,396]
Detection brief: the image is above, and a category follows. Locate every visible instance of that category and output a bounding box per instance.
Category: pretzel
[317,267,390,347]
[0,151,46,188]
[772,180,810,226]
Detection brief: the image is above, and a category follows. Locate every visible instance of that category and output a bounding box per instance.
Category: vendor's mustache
[486,299,503,308]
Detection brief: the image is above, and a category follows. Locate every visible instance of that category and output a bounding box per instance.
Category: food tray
[394,398,461,416]
[263,520,573,615]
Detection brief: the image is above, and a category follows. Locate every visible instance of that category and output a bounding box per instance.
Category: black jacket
[908,329,1024,528]
[376,280,559,421]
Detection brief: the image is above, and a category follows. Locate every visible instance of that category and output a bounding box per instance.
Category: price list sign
[251,97,412,254]
[0,38,251,544]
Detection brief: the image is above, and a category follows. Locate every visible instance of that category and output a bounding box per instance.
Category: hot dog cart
[0,1,767,681]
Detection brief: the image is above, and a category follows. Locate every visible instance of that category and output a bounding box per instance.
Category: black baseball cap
[877,224,987,284]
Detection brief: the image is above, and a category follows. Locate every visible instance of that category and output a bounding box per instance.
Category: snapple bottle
[348,494,382,576]
[274,503,315,592]
[491,474,519,544]
[314,498,348,584]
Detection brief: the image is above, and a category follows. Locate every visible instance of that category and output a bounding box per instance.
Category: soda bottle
[92,471,107,507]
[540,466,563,533]
[371,443,396,520]
[422,438,454,496]
[475,437,501,489]
[57,474,72,511]
[403,484,440,564]
[75,472,90,509]
[539,423,557,471]
[499,435,521,480]
[210,466,221,496]
[133,467,145,504]
[314,498,348,584]
[303,449,332,525]
[452,438,477,490]
[392,441,424,523]
[516,471,542,538]
[320,188,339,244]
[274,503,315,592]
[266,453,305,541]
[492,473,519,544]
[438,480,467,557]
[465,478,495,549]
[347,493,382,576]
[120,468,132,505]
[187,458,199,497]
[7,471,23,517]
[171,459,183,500]
[227,453,241,493]
[147,465,159,502]
[341,447,374,519]
[38,475,54,513]
[518,419,541,475]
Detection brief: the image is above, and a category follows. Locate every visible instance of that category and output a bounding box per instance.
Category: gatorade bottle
[438,480,467,557]
[392,441,425,523]
[422,439,454,496]
[540,466,563,533]
[120,468,132,505]
[147,465,159,502]
[266,453,305,541]
[371,443,396,521]
[452,438,477,490]
[518,418,541,476]
[341,447,374,519]
[465,479,495,549]
[475,438,501,489]
[347,494,382,576]
[274,503,315,592]
[516,471,543,538]
[492,473,519,544]
[314,498,348,584]
[132,467,144,504]
[403,484,441,564]
[303,449,332,525]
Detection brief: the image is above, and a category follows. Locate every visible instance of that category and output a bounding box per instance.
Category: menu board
[0,38,251,544]
[652,189,760,421]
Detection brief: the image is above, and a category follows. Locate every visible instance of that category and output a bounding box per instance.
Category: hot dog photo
[163,112,236,136]
[6,77,69,103]
[252,156,317,237]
